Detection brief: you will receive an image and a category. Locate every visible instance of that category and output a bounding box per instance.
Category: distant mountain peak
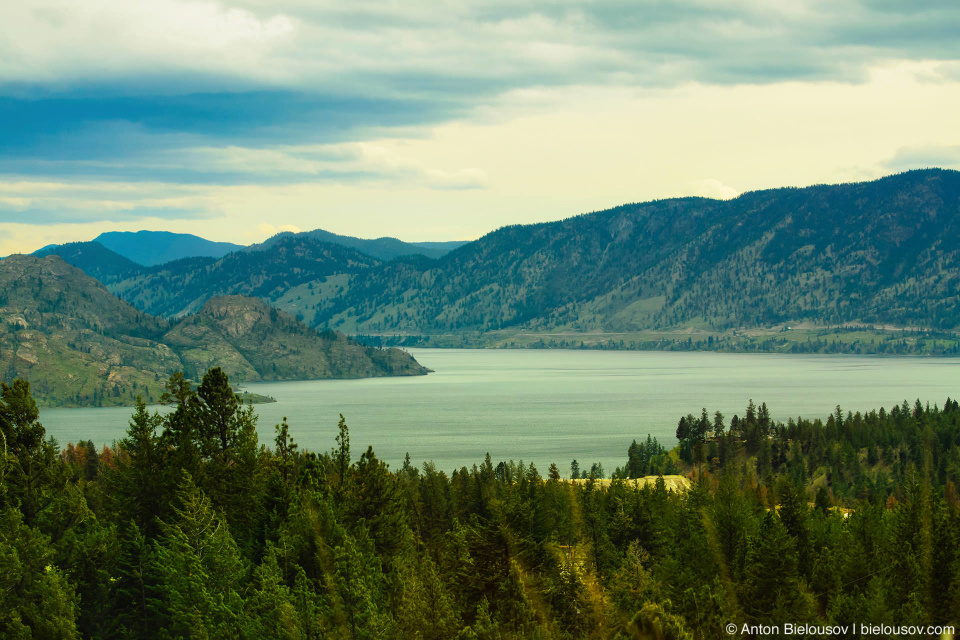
[34,241,141,285]
[93,230,245,266]
[253,228,469,261]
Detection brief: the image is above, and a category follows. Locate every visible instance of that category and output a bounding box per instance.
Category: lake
[39,349,960,474]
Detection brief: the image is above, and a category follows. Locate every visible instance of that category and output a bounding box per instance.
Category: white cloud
[254,222,301,238]
[691,179,740,200]
[884,145,960,172]
[0,179,220,223]
[1,0,298,86]
[0,197,33,211]
[347,143,489,189]
[184,142,489,189]
[4,0,960,94]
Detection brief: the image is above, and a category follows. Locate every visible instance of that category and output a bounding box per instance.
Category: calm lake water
[39,349,960,474]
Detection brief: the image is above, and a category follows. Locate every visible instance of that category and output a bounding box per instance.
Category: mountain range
[0,255,428,407]
[93,230,245,266]
[108,234,381,318]
[25,169,960,356]
[36,229,468,270]
[253,228,468,261]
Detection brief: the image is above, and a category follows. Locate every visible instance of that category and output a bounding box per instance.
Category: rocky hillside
[163,295,430,382]
[0,256,427,407]
[0,255,177,406]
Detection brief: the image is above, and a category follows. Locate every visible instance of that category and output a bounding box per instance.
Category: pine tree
[187,368,263,547]
[242,546,304,640]
[332,534,387,639]
[116,397,166,536]
[0,379,62,526]
[0,508,79,638]
[112,523,156,640]
[196,367,241,461]
[149,472,246,639]
[159,372,202,480]
[739,512,808,623]
[334,414,351,508]
[350,446,409,559]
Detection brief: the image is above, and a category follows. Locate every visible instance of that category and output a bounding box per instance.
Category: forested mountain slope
[307,169,960,334]
[254,228,468,261]
[109,234,381,318]
[34,241,143,285]
[37,170,960,347]
[0,256,427,406]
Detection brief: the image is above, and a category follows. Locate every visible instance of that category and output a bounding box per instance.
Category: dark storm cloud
[1,0,958,189]
[0,90,456,158]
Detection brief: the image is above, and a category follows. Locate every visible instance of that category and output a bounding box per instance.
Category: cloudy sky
[2,0,960,255]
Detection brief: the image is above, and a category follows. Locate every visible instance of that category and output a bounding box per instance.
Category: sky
[1,0,960,255]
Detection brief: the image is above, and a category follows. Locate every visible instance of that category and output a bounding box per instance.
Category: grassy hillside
[163,295,430,382]
[0,255,179,406]
[0,256,428,407]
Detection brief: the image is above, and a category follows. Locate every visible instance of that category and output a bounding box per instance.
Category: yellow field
[567,475,690,492]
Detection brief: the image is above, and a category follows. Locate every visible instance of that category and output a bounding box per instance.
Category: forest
[1,367,959,639]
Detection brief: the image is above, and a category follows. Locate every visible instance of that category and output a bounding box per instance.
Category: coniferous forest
[2,368,960,639]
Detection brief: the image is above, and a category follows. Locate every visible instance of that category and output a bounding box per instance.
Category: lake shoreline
[40,349,960,474]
